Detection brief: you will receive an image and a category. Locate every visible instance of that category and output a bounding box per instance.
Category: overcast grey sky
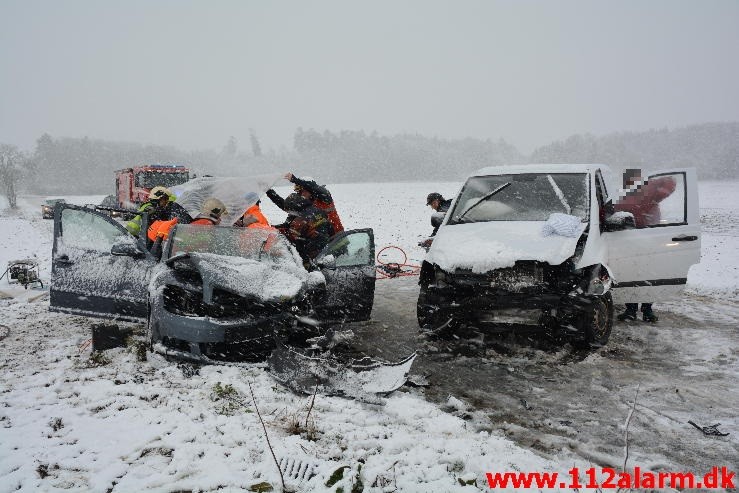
[1,0,738,154]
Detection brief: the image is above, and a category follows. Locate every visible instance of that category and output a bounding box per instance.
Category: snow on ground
[1,302,562,492]
[0,180,737,492]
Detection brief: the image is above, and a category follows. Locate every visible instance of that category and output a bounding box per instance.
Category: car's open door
[606,168,701,303]
[50,204,156,322]
[313,229,376,323]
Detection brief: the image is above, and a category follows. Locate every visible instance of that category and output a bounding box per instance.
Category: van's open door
[606,169,700,303]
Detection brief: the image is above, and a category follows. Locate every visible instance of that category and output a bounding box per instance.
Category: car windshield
[447,173,589,224]
[167,225,299,265]
[137,171,189,188]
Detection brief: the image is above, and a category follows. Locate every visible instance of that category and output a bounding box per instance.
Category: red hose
[376,246,421,280]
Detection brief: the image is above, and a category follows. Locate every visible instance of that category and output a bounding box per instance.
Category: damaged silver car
[49,203,378,362]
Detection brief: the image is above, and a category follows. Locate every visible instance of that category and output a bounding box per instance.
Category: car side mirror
[431,212,446,228]
[315,254,336,269]
[111,242,144,258]
[604,198,615,216]
[604,211,635,231]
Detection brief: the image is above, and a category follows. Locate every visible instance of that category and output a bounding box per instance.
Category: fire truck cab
[115,164,190,208]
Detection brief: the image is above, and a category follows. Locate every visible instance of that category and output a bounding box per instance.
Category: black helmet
[426,192,444,205]
[284,193,311,212]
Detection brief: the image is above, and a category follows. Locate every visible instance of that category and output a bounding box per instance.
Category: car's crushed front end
[150,226,326,362]
[418,258,610,338]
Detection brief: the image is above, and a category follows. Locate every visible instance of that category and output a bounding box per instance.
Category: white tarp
[170,174,282,225]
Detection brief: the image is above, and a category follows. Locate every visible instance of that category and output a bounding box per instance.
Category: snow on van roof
[473,163,608,176]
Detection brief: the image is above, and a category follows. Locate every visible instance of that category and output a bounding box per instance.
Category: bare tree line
[1,122,737,209]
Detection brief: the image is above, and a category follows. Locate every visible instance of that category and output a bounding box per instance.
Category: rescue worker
[614,169,677,323]
[426,192,452,234]
[267,173,344,236]
[234,192,273,229]
[419,192,453,249]
[191,198,228,225]
[126,186,178,237]
[146,186,193,244]
[274,193,332,267]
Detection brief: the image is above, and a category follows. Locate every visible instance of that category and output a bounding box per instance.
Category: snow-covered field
[0,181,737,492]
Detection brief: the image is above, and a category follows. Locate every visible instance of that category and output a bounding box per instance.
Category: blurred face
[428,199,441,211]
[298,188,312,200]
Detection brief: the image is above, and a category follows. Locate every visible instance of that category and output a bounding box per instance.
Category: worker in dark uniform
[274,193,332,268]
[267,173,344,236]
[426,192,452,235]
[419,192,453,250]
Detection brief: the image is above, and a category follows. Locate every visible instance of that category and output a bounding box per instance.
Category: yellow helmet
[201,198,227,218]
[149,186,172,200]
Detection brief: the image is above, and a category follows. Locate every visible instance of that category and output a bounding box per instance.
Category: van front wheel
[577,292,613,347]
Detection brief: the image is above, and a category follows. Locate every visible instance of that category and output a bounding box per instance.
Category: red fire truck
[115,164,190,208]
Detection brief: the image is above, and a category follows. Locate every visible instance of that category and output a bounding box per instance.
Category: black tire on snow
[578,292,614,347]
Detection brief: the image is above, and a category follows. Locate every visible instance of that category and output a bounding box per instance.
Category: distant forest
[5,122,739,195]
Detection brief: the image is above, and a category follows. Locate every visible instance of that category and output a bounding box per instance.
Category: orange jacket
[147,218,178,241]
[240,205,275,229]
[313,199,344,235]
[191,217,217,226]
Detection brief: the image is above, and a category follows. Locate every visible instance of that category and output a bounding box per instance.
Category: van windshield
[447,173,589,224]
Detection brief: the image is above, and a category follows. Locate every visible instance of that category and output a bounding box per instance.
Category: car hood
[425,221,586,274]
[186,252,323,303]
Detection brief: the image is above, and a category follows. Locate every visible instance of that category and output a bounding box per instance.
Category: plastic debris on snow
[541,213,584,238]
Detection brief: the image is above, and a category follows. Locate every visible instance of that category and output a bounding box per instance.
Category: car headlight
[434,268,450,287]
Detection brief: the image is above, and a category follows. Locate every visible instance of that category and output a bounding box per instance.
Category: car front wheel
[577,292,614,347]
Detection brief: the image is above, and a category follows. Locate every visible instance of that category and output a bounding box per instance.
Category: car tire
[417,284,457,338]
[577,292,613,347]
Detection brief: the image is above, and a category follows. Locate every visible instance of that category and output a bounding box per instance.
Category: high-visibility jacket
[126,191,181,237]
[244,205,270,227]
[310,199,343,236]
[147,218,178,241]
[191,217,217,226]
[126,202,154,237]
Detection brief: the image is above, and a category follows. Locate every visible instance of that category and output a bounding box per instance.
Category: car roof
[471,163,609,177]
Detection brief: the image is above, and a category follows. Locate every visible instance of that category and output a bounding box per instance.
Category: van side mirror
[604,211,635,231]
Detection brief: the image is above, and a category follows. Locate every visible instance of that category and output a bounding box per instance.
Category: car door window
[326,231,373,267]
[61,208,128,252]
[648,172,685,226]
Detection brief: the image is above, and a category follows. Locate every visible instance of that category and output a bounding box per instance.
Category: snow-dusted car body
[49,204,377,361]
[418,164,700,345]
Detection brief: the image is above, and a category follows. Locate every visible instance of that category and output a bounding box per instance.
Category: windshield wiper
[455,182,511,223]
[164,252,191,267]
[546,174,571,214]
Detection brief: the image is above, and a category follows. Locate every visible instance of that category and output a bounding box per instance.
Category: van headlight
[434,268,450,287]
